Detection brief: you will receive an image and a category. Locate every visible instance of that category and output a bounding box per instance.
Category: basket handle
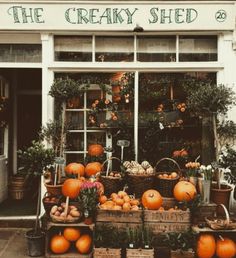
[101,157,121,177]
[218,204,230,226]
[155,157,181,177]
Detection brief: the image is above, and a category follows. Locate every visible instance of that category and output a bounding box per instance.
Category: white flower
[200,165,206,170]
[206,165,212,170]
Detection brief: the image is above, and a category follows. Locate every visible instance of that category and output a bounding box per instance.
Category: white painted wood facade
[0,0,235,216]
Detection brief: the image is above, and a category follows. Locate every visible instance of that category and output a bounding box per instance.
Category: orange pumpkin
[197,234,216,258]
[63,227,81,242]
[88,144,104,157]
[75,234,92,254]
[141,189,163,210]
[85,162,102,177]
[173,150,181,157]
[216,237,236,258]
[62,178,82,199]
[65,163,85,177]
[173,181,197,202]
[50,235,70,254]
[180,149,188,157]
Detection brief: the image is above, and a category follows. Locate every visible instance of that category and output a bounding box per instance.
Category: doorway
[0,68,42,217]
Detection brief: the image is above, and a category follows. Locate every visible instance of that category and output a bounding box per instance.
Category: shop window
[179,36,217,62]
[137,36,176,62]
[54,36,92,62]
[95,36,134,62]
[0,44,41,63]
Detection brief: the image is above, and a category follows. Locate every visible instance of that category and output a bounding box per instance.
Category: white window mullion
[176,35,179,63]
[84,92,87,159]
[134,34,137,62]
[134,71,139,162]
[92,35,95,63]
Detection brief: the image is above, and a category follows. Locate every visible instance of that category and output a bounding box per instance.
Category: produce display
[50,203,81,222]
[123,160,154,175]
[157,172,178,179]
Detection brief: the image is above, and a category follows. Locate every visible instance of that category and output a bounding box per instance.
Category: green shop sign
[0,3,234,31]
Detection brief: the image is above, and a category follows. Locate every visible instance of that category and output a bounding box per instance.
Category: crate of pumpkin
[96,190,143,224]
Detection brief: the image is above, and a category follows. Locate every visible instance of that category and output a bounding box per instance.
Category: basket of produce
[155,158,181,198]
[124,161,155,198]
[99,157,124,196]
[205,204,236,230]
[50,202,82,223]
[42,192,60,216]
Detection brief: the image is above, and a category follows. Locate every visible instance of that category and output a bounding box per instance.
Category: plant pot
[211,184,232,215]
[25,230,45,257]
[171,249,195,258]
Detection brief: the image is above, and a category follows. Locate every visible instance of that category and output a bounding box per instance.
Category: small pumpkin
[173,181,197,202]
[216,236,236,258]
[65,163,85,177]
[88,144,104,157]
[62,178,82,199]
[75,234,92,254]
[50,234,70,254]
[197,234,216,258]
[63,227,81,242]
[141,189,163,210]
[85,162,102,177]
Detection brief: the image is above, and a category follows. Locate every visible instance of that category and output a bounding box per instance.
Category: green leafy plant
[217,120,236,150]
[49,77,89,103]
[182,77,235,116]
[141,227,154,248]
[126,227,143,248]
[163,230,197,251]
[77,182,99,218]
[17,140,55,176]
[0,96,9,127]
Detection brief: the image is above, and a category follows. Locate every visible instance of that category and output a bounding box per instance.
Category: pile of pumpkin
[50,227,92,255]
[197,234,236,258]
[99,190,140,211]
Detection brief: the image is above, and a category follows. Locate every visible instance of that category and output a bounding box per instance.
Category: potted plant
[94,225,123,257]
[163,231,196,258]
[198,164,213,204]
[126,227,154,258]
[77,181,99,224]
[18,140,55,257]
[185,161,201,187]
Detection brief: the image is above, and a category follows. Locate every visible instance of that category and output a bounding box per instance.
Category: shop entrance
[0,68,42,217]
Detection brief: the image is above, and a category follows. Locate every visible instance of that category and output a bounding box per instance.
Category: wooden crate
[96,209,143,223]
[162,197,178,210]
[171,250,195,258]
[126,248,154,258]
[93,248,122,257]
[144,210,191,233]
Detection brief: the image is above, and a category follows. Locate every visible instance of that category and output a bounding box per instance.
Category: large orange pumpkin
[141,189,163,210]
[75,234,92,254]
[197,234,216,258]
[88,144,104,157]
[173,181,197,202]
[63,227,81,242]
[65,163,85,177]
[50,235,70,254]
[62,178,82,199]
[85,162,102,177]
[216,237,236,258]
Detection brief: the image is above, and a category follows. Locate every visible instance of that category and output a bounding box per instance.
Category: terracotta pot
[211,184,232,215]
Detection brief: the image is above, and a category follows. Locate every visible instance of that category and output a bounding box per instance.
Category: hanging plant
[49,77,90,103]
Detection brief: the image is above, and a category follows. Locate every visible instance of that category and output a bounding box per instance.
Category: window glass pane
[66,132,84,151]
[138,72,216,166]
[66,111,84,130]
[179,36,217,62]
[137,36,176,62]
[65,153,84,164]
[54,36,92,62]
[0,44,41,62]
[95,36,134,62]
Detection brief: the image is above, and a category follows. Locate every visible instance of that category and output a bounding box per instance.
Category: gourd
[142,189,163,210]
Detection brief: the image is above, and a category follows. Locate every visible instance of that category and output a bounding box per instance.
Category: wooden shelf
[46,250,93,258]
[192,225,236,233]
[46,221,95,230]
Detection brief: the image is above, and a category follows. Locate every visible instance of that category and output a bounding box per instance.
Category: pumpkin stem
[219,235,224,241]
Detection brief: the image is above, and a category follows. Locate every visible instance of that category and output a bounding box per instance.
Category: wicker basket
[94,248,122,258]
[127,174,155,198]
[9,189,26,200]
[205,204,236,230]
[44,183,63,196]
[42,192,60,216]
[99,157,124,196]
[155,158,181,198]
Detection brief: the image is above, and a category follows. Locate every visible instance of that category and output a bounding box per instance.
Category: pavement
[0,228,44,258]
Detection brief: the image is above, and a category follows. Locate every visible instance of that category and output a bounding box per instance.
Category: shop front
[0,0,235,219]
